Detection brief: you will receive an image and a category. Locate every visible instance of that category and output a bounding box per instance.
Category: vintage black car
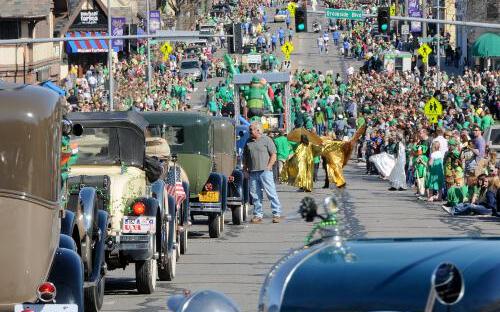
[142,112,247,238]
[0,82,84,311]
[168,197,500,312]
[68,111,176,293]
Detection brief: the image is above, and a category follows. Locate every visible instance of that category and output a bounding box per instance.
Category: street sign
[325,9,364,20]
[244,54,262,64]
[160,42,173,60]
[281,41,294,60]
[424,97,442,124]
[401,24,409,35]
[418,43,432,64]
[287,2,297,17]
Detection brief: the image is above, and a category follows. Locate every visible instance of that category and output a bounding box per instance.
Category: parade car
[68,111,176,293]
[142,112,247,238]
[179,58,202,81]
[167,197,500,312]
[274,8,288,22]
[0,82,84,311]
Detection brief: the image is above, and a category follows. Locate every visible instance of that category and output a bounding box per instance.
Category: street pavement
[102,15,500,312]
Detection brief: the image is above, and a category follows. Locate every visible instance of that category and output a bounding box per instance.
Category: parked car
[0,81,84,311]
[142,112,246,237]
[274,9,288,22]
[68,111,176,293]
[168,196,500,312]
[179,58,202,81]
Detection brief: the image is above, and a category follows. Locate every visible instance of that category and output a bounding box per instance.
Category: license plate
[122,216,156,234]
[199,191,219,202]
[15,304,78,312]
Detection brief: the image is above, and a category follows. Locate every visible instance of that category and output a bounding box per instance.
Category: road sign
[401,24,409,35]
[424,97,442,124]
[281,41,294,60]
[160,42,173,60]
[325,9,364,20]
[287,2,297,17]
[417,43,432,57]
[389,4,396,16]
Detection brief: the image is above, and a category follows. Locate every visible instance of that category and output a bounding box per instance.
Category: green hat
[251,77,260,83]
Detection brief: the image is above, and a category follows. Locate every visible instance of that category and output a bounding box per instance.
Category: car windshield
[181,61,199,69]
[72,127,116,164]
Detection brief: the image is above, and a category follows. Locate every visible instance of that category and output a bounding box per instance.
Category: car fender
[167,195,177,252]
[151,179,166,218]
[59,233,78,252]
[88,210,108,284]
[229,169,244,201]
[61,210,76,237]
[48,245,84,309]
[182,181,190,225]
[143,197,160,217]
[208,172,226,211]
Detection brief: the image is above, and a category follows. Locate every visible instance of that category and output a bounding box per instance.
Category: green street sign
[325,9,364,20]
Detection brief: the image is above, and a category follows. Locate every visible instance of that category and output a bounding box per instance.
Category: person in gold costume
[281,134,321,192]
[282,126,366,190]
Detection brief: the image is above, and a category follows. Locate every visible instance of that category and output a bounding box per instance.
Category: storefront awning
[472,32,500,58]
[66,31,109,53]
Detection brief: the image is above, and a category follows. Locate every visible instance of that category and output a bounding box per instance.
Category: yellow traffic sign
[418,43,432,58]
[160,42,173,60]
[390,4,396,16]
[287,2,297,17]
[424,97,442,124]
[281,41,294,54]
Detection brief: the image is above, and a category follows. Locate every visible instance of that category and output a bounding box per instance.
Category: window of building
[0,21,21,39]
[486,0,498,19]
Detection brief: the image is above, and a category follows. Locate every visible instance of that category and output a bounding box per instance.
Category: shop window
[0,21,21,39]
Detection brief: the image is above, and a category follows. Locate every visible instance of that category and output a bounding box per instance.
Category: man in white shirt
[432,128,448,154]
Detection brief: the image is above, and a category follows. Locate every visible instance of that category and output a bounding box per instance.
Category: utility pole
[107,0,114,111]
[422,0,427,37]
[146,0,152,96]
[436,0,441,82]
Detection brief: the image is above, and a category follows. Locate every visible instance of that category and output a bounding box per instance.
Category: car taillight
[37,282,56,303]
[204,183,213,191]
[132,202,146,216]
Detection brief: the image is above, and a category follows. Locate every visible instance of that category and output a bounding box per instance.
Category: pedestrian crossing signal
[377,7,390,34]
[295,7,307,32]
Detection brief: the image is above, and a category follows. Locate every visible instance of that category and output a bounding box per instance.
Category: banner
[408,0,422,33]
[149,10,161,34]
[111,17,126,51]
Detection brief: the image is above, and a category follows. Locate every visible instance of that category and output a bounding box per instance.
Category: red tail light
[37,282,56,302]
[132,202,146,216]
[204,183,213,191]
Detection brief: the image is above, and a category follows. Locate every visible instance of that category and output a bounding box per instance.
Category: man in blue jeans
[243,121,282,223]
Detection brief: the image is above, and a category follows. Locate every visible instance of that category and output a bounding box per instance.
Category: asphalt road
[101,13,500,312]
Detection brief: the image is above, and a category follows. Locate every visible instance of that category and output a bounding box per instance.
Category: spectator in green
[480,108,494,130]
[314,107,326,135]
[273,130,291,177]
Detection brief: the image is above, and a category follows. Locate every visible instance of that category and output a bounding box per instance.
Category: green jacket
[273,136,291,161]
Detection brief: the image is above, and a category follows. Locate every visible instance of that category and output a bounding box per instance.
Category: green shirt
[481,115,494,130]
[273,136,291,161]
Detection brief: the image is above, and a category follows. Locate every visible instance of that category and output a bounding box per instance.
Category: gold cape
[282,125,366,190]
[280,143,318,192]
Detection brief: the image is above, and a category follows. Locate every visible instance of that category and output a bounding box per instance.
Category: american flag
[166,165,186,207]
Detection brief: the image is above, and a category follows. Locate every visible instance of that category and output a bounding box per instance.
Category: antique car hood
[263,237,500,312]
[70,165,146,234]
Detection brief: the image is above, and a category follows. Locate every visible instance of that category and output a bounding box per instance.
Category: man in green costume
[244,77,268,121]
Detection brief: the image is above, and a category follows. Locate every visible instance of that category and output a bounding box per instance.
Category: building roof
[0,0,53,19]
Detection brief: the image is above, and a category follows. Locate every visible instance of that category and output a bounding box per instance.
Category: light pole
[107,0,114,111]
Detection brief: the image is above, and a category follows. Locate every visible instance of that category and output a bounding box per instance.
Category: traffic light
[377,7,390,34]
[295,7,307,32]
